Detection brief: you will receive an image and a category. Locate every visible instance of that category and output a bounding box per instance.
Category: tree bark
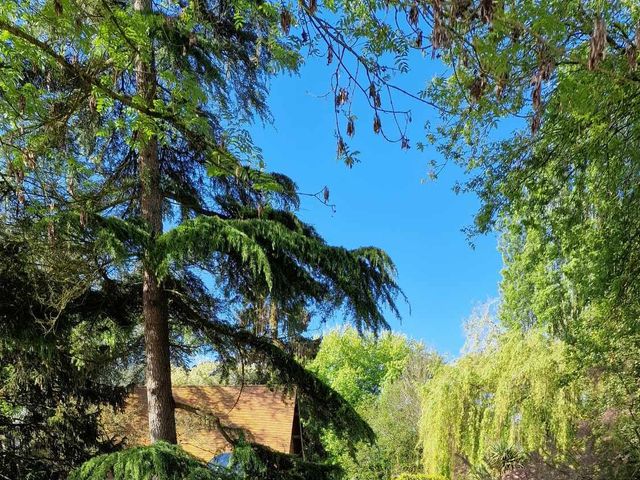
[268,301,278,340]
[134,0,177,443]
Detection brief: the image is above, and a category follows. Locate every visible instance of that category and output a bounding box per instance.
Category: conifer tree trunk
[269,301,278,340]
[134,0,177,443]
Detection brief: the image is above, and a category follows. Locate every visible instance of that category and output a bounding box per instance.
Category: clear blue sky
[250,57,503,358]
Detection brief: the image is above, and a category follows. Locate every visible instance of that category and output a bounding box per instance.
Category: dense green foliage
[5,0,640,478]
[309,329,442,479]
[68,442,233,480]
[0,232,137,479]
[0,0,405,474]
[69,441,341,480]
[0,0,410,469]
[394,2,640,479]
[420,326,578,478]
[421,0,640,420]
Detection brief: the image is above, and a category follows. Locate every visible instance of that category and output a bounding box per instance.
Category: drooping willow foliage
[420,328,581,478]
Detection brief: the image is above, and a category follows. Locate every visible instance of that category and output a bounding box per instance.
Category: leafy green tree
[309,328,414,407]
[395,0,640,467]
[0,0,404,448]
[309,328,441,479]
[370,349,443,477]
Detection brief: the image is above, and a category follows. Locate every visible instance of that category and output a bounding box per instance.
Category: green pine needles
[69,441,341,480]
[0,0,405,472]
[68,442,234,480]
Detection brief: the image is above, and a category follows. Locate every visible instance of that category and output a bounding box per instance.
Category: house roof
[117,386,297,461]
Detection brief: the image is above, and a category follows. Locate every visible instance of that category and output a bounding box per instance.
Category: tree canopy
[309,328,442,480]
[4,0,640,479]
[0,0,406,452]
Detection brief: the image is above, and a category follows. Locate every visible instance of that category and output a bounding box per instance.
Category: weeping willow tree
[420,327,581,479]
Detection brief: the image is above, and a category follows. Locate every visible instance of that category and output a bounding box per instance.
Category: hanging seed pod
[539,56,555,81]
[25,150,36,169]
[530,69,543,135]
[431,4,449,57]
[88,93,97,112]
[307,0,317,15]
[480,0,494,24]
[346,117,355,137]
[374,92,381,108]
[531,112,541,135]
[401,136,410,149]
[588,16,607,71]
[408,2,419,27]
[470,75,486,101]
[415,30,423,48]
[54,0,63,16]
[531,72,542,112]
[369,83,376,99]
[323,186,330,203]
[373,114,381,134]
[280,8,292,36]
[327,45,333,65]
[335,88,348,108]
[336,137,345,157]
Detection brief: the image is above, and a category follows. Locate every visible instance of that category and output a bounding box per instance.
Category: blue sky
[250,57,504,358]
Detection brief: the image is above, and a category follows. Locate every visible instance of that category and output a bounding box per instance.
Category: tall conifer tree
[0,0,403,444]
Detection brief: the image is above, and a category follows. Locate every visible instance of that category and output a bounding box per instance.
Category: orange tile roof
[116,386,297,461]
